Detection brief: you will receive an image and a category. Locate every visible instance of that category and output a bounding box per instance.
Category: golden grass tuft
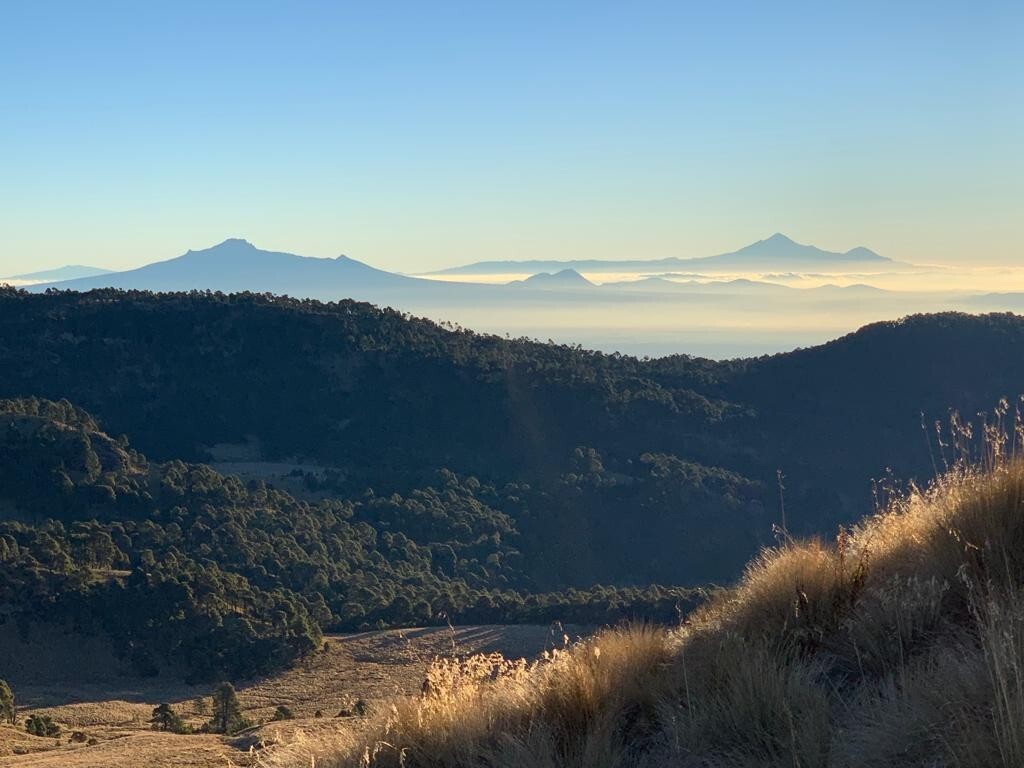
[351,625,672,768]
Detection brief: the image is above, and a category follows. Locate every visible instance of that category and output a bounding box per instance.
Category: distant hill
[430,233,901,276]
[509,269,595,289]
[964,292,1024,310]
[600,277,796,295]
[2,264,113,283]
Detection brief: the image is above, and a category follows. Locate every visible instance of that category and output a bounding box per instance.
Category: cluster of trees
[0,676,253,740]
[0,398,701,680]
[2,678,62,739]
[150,683,248,735]
[0,287,736,486]
[25,714,61,737]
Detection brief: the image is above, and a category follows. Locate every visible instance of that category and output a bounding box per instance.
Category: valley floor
[0,624,585,768]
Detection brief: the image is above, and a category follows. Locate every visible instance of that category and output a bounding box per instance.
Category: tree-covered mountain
[0,397,698,681]
[0,286,737,484]
[2,287,1024,679]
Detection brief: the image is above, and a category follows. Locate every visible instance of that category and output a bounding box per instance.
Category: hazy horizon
[0,229,1017,277]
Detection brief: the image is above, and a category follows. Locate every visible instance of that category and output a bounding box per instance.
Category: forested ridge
[3,287,1024,679]
[0,397,698,680]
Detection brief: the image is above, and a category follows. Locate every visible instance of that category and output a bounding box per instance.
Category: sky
[1,0,1021,275]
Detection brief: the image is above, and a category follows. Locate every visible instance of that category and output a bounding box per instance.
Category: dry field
[0,624,587,768]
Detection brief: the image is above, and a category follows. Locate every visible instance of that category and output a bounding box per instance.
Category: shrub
[25,714,60,738]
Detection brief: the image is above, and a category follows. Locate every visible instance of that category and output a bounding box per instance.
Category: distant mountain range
[11,234,966,358]
[429,233,903,276]
[26,234,904,301]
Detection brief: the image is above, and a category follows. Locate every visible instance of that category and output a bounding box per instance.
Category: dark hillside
[0,288,734,480]
[2,289,1023,593]
[725,313,1024,530]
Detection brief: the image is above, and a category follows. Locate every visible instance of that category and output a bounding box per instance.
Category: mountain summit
[703,233,890,266]
[33,239,421,300]
[183,237,255,255]
[510,269,595,290]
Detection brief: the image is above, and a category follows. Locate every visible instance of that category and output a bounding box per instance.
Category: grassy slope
[295,455,1024,768]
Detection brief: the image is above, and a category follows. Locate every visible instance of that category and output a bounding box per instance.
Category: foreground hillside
[295,453,1024,767]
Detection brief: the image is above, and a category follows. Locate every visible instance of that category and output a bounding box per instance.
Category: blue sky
[1,1,1021,274]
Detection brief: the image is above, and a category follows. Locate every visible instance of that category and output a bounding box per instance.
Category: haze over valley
[8,232,1023,358]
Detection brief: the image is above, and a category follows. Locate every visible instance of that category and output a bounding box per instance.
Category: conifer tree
[150,702,184,732]
[208,683,247,735]
[0,680,14,725]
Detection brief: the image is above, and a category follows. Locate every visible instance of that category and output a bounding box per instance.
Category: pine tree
[0,680,14,725]
[150,702,184,732]
[208,683,247,735]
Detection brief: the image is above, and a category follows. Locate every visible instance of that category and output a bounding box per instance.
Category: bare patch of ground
[208,461,344,500]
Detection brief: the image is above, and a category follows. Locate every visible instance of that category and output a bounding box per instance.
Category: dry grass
[288,453,1024,768]
[340,625,671,768]
[1,626,574,768]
